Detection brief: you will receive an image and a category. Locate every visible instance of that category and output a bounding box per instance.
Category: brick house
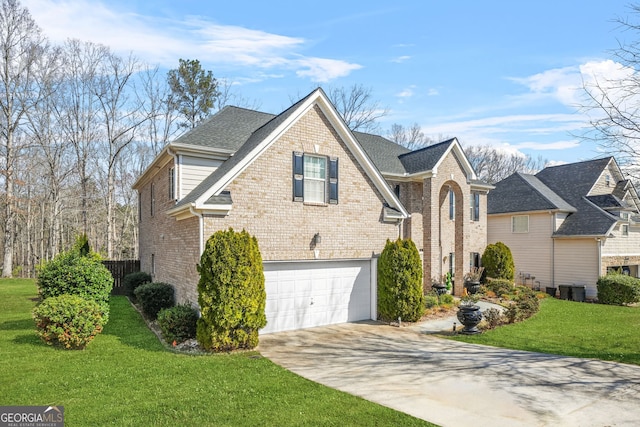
[487,157,640,300]
[133,88,491,333]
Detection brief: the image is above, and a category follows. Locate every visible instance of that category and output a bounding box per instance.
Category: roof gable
[169,88,408,219]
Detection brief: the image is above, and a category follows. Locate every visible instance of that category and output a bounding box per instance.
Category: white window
[470,192,480,221]
[622,224,629,236]
[449,189,455,220]
[512,215,529,233]
[303,155,327,203]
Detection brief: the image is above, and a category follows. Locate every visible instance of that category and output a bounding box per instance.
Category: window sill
[303,201,329,207]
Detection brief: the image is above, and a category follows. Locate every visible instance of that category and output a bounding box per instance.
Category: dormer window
[606,174,611,187]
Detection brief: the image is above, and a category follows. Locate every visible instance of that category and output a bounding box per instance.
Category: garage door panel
[261,260,371,334]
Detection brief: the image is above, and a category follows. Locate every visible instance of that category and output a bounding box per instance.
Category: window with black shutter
[292,152,338,204]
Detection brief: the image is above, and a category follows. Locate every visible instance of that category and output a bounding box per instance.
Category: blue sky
[23,0,636,165]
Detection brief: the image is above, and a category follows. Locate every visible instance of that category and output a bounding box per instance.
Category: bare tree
[580,4,640,178]
[55,39,107,237]
[138,65,180,158]
[94,51,147,258]
[465,144,548,184]
[387,123,435,150]
[327,84,388,132]
[0,0,49,277]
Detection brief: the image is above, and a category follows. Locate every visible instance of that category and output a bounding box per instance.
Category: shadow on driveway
[259,322,640,427]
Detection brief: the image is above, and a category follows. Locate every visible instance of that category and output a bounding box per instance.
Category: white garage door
[261,260,373,334]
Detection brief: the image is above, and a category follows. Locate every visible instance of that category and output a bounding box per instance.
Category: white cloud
[391,55,411,63]
[22,0,361,82]
[427,88,439,96]
[396,86,416,99]
[514,140,580,150]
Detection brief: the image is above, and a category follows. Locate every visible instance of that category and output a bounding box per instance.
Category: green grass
[453,297,640,365]
[0,279,433,426]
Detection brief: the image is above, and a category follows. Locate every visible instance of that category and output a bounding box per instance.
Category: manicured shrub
[196,228,266,351]
[36,249,113,321]
[439,293,455,305]
[481,242,515,282]
[123,271,152,301]
[377,238,424,322]
[597,274,640,305]
[481,308,505,330]
[134,282,175,319]
[484,278,515,298]
[157,304,199,344]
[424,293,439,309]
[504,289,540,323]
[33,294,106,349]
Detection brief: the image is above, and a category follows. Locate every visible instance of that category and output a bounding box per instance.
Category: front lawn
[0,279,432,426]
[453,297,640,365]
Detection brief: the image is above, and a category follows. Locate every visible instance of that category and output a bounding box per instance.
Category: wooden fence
[102,260,140,295]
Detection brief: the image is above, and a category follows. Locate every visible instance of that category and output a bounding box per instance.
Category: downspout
[551,214,555,287]
[190,206,204,255]
[596,237,602,279]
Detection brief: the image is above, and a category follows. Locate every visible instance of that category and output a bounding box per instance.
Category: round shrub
[196,228,266,352]
[439,293,455,305]
[597,274,640,305]
[377,238,424,322]
[37,250,113,321]
[424,293,439,309]
[33,294,106,349]
[481,242,515,281]
[157,304,199,344]
[122,271,152,301]
[134,282,175,319]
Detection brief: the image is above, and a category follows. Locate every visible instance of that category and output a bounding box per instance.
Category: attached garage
[261,259,376,334]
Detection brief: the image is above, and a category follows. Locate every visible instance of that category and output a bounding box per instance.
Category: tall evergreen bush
[377,238,424,322]
[481,242,515,282]
[196,228,266,351]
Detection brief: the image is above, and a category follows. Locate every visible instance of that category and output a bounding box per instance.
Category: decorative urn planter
[457,305,483,334]
[463,280,481,295]
[432,283,447,296]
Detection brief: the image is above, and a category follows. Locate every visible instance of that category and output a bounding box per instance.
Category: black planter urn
[432,283,447,296]
[464,280,481,295]
[457,305,483,334]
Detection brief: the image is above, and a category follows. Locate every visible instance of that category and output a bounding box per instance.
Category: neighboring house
[133,88,491,333]
[487,157,640,299]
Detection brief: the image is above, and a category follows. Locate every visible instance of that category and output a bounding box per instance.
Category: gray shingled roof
[488,157,621,237]
[398,139,455,174]
[488,173,576,214]
[586,194,628,210]
[352,131,410,175]
[172,106,275,151]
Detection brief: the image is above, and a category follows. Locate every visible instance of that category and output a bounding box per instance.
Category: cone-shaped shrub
[481,242,515,282]
[196,228,266,351]
[377,238,424,322]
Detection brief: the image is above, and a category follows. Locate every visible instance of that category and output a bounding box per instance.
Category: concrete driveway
[259,322,640,427]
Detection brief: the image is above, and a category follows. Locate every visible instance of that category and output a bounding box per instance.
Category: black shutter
[329,157,338,204]
[293,152,304,201]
